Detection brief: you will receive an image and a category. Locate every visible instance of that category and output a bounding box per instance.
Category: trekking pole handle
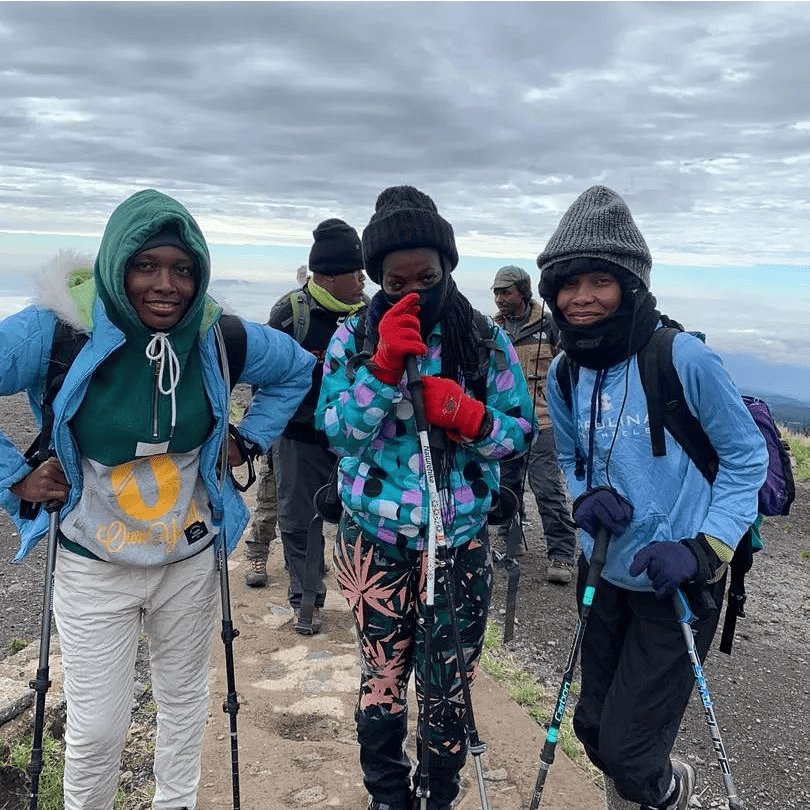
[405,356,429,434]
[581,527,610,613]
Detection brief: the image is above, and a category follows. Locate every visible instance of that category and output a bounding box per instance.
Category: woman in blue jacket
[537,186,768,810]
[0,189,315,810]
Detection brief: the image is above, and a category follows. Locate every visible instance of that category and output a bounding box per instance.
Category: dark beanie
[536,185,652,291]
[361,185,458,284]
[308,218,363,277]
[135,222,191,256]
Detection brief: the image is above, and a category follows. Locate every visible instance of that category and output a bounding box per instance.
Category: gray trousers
[274,436,336,608]
[498,428,577,563]
[244,452,279,561]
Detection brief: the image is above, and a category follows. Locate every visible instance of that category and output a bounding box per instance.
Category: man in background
[265,219,367,632]
[492,265,578,583]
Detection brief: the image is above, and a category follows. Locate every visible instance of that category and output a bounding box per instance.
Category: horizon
[1,233,807,405]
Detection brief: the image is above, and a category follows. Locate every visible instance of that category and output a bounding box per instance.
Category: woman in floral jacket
[316,186,534,810]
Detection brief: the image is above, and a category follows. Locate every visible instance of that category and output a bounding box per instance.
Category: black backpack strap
[217,313,247,390]
[637,327,718,484]
[554,353,577,413]
[719,529,754,654]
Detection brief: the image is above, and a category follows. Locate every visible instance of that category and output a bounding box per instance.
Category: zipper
[152,358,161,438]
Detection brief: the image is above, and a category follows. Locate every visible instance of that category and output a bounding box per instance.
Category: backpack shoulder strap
[289,290,311,344]
[637,326,718,483]
[216,314,247,390]
[554,353,577,413]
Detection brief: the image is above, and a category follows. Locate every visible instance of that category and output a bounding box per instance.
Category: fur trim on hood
[34,250,96,333]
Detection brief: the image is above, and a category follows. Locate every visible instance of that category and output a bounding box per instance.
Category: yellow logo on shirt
[110,455,180,519]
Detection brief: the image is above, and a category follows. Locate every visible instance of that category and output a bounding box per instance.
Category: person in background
[266,218,368,632]
[537,185,768,810]
[316,186,534,810]
[491,264,578,583]
[0,189,314,810]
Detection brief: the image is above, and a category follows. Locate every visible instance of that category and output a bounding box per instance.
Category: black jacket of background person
[268,283,366,448]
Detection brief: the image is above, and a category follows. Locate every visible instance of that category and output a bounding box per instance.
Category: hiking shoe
[293,606,323,635]
[547,559,574,584]
[245,558,268,587]
[667,758,695,810]
[367,800,410,810]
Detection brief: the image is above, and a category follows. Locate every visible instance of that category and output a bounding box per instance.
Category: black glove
[572,486,634,538]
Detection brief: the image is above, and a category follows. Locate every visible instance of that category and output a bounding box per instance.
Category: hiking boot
[641,759,696,810]
[547,559,574,584]
[293,606,323,635]
[245,558,268,587]
[667,758,695,810]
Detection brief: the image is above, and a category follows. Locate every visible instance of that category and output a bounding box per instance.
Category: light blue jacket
[0,292,315,562]
[547,328,768,591]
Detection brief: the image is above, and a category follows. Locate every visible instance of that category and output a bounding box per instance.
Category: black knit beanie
[536,186,652,295]
[135,222,191,256]
[308,218,363,277]
[362,185,459,284]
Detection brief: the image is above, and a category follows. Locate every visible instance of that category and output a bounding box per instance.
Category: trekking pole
[527,526,610,810]
[214,324,241,810]
[673,589,741,810]
[28,500,60,810]
[217,540,241,810]
[405,357,491,810]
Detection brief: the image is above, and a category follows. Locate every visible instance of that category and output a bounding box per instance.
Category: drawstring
[585,367,608,490]
[145,332,180,435]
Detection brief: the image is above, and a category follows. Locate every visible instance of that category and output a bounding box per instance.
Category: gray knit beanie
[362,185,458,284]
[536,185,652,289]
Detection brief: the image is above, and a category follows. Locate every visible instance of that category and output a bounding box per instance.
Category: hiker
[536,185,768,810]
[243,449,279,586]
[316,186,534,810]
[0,189,315,810]
[491,264,578,583]
[261,218,368,631]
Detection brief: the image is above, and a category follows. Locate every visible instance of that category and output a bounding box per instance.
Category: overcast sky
[0,1,808,384]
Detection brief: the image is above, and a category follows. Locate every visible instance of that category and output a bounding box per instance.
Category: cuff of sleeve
[704,533,735,564]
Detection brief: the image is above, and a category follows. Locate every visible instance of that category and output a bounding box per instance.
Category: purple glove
[572,487,634,538]
[629,541,699,599]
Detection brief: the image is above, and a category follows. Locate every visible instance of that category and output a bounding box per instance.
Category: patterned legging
[333,513,493,756]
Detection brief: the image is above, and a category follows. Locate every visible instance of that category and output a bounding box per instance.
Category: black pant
[573,555,725,806]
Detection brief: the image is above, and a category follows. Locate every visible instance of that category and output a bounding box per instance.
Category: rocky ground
[488,483,810,810]
[0,388,807,809]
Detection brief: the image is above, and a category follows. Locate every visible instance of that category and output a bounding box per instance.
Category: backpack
[555,319,796,653]
[20,313,247,519]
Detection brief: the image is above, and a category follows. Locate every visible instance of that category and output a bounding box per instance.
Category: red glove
[421,376,487,441]
[369,292,427,385]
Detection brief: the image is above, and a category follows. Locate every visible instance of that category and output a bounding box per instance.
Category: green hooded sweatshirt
[70,189,216,466]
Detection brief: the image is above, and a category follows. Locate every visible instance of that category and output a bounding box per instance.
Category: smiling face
[556,270,622,326]
[125,245,196,330]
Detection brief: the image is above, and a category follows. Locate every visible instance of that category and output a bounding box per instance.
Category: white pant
[52,545,219,810]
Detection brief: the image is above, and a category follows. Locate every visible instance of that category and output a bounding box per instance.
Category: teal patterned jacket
[315,315,535,551]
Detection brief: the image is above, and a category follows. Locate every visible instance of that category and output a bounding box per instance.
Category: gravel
[1,389,808,808]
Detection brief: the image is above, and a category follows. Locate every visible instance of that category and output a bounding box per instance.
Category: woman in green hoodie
[0,189,315,810]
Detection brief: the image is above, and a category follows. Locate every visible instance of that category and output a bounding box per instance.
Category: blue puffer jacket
[0,271,315,562]
[547,327,768,591]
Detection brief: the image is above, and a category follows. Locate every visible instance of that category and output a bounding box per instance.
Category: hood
[94,189,211,339]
